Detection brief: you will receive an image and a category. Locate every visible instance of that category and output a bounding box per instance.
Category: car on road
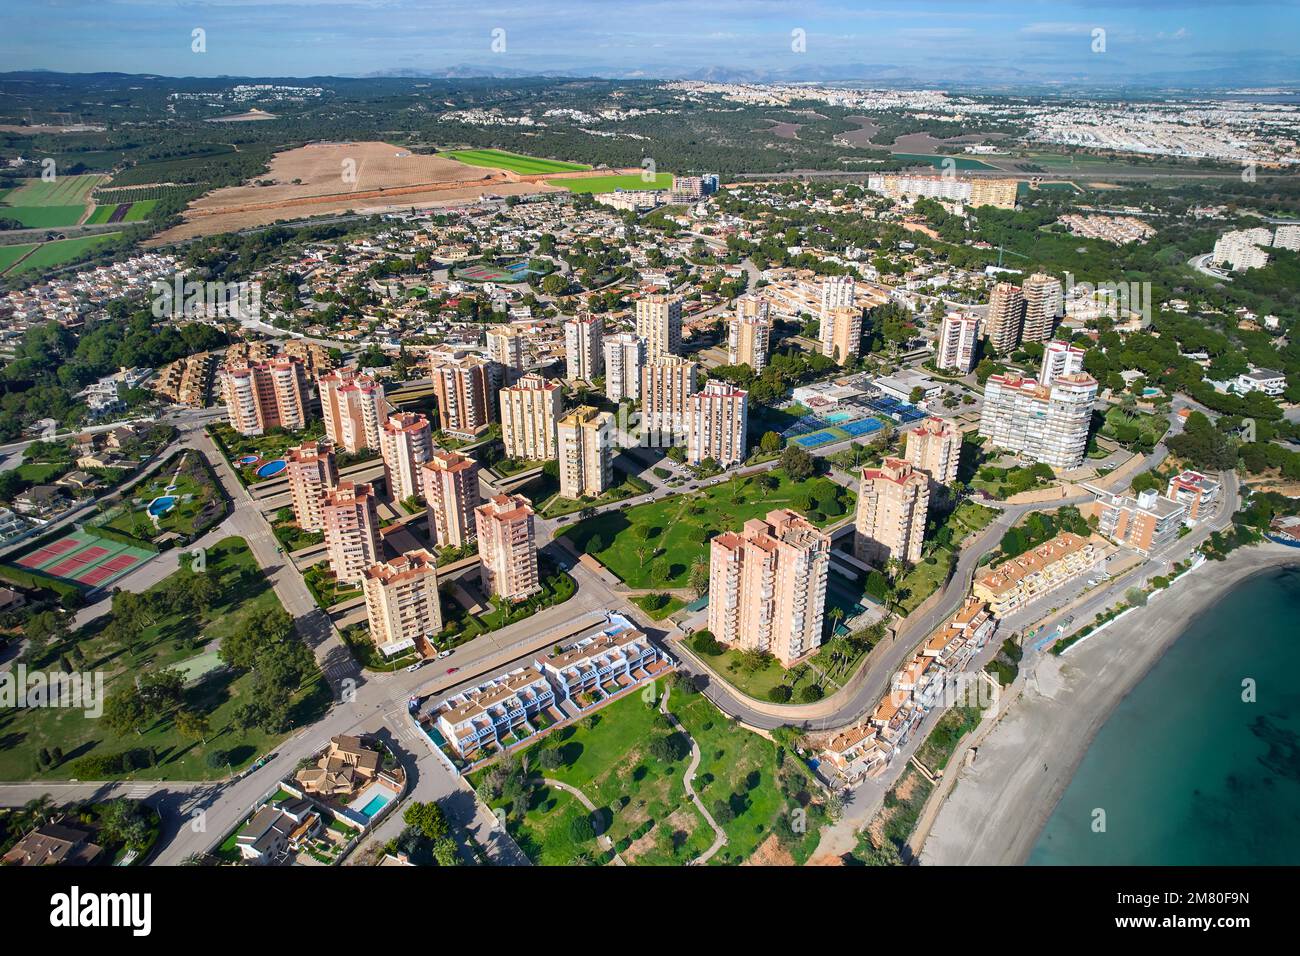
[445,667,460,675]
[437,649,453,659]
[406,660,428,673]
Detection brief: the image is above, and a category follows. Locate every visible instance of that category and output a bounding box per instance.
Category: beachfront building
[557,405,613,499]
[708,509,831,667]
[854,458,930,566]
[978,372,1098,470]
[635,294,683,360]
[429,348,492,438]
[363,549,441,658]
[1165,470,1221,523]
[603,332,645,404]
[318,367,386,453]
[322,481,382,585]
[285,440,339,533]
[500,372,562,462]
[563,313,603,382]
[475,493,540,601]
[379,411,433,503]
[221,358,308,436]
[421,450,480,550]
[904,416,961,486]
[972,531,1099,617]
[687,380,748,467]
[1098,489,1187,555]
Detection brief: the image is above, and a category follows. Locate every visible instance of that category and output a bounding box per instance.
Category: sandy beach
[921,542,1300,866]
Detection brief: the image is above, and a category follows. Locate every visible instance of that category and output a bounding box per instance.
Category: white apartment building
[485,325,526,374]
[318,367,386,453]
[979,372,1097,470]
[936,312,980,373]
[563,314,603,382]
[221,358,308,436]
[641,355,698,448]
[422,449,480,550]
[1039,340,1087,386]
[322,481,382,585]
[635,294,682,360]
[603,332,645,404]
[729,295,772,372]
[1213,228,1273,271]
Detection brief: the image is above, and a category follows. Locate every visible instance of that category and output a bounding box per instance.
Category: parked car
[437,649,453,659]
[406,660,427,673]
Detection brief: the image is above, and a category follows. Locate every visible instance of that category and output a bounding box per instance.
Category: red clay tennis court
[7,529,155,590]
[15,536,80,568]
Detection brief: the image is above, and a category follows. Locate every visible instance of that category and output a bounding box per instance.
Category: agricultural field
[0,173,103,228]
[0,243,36,274]
[445,148,590,175]
[545,172,673,193]
[86,200,157,224]
[2,232,121,277]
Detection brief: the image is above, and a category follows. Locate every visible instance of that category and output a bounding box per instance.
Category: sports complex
[782,394,927,449]
[10,528,155,590]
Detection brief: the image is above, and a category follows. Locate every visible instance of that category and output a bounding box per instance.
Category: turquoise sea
[1030,563,1300,865]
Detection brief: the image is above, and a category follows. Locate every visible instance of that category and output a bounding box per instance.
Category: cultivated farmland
[446,148,590,174]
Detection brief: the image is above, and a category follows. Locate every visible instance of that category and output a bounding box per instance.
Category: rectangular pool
[359,793,391,818]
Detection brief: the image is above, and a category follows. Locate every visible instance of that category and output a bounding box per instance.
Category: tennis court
[10,529,154,589]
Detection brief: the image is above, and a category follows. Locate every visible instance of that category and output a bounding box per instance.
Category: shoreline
[920,543,1300,866]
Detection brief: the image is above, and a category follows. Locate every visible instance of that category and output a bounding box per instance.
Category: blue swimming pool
[236,455,259,465]
[359,793,390,818]
[822,411,853,424]
[147,495,177,517]
[256,459,287,478]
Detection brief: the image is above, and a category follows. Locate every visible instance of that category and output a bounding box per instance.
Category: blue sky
[3,0,1300,84]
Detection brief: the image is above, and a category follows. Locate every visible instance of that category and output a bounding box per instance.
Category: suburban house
[1,822,104,866]
[295,734,389,798]
[235,798,321,865]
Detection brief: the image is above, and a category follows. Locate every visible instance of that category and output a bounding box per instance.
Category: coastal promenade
[921,542,1300,866]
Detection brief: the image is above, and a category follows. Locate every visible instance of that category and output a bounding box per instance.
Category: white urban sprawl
[641,156,657,183]
[1091,27,1107,54]
[191,27,206,54]
[341,157,357,185]
[491,27,507,54]
[0,666,105,718]
[1241,677,1257,703]
[40,157,56,182]
[1091,807,1108,833]
[791,27,807,54]
[151,276,262,320]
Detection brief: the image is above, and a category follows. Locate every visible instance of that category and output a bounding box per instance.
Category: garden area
[556,467,854,590]
[1098,403,1169,452]
[471,675,828,866]
[271,506,326,552]
[435,558,577,650]
[0,537,329,781]
[97,450,226,543]
[207,419,329,484]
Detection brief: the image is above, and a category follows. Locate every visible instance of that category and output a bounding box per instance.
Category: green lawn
[445,149,590,175]
[207,420,328,482]
[631,594,686,621]
[0,537,329,782]
[1100,405,1169,449]
[894,547,953,614]
[546,173,673,193]
[101,451,225,541]
[558,469,854,589]
[4,174,102,206]
[474,680,714,866]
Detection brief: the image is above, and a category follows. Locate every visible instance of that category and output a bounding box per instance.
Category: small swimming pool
[147,495,177,517]
[822,411,853,424]
[255,459,287,478]
[359,793,391,819]
[236,455,259,465]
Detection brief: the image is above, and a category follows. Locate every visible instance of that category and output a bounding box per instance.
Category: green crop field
[0,244,36,274]
[86,199,158,224]
[0,205,87,227]
[4,173,103,206]
[445,148,590,175]
[4,232,121,277]
[892,153,1000,171]
[547,172,673,193]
